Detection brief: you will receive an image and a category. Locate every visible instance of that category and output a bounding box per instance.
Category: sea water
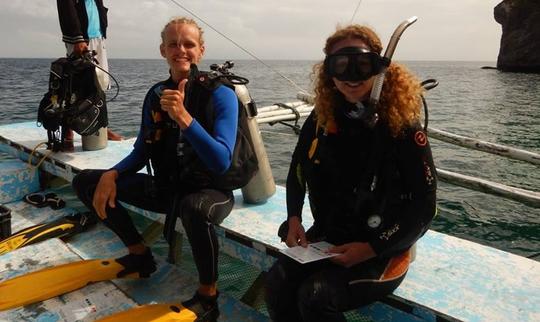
[0,58,538,259]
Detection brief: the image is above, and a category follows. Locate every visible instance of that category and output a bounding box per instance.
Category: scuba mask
[324,47,389,81]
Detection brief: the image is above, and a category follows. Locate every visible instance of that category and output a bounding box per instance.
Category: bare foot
[107,129,123,141]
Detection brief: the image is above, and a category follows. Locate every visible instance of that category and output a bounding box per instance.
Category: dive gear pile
[37,51,109,152]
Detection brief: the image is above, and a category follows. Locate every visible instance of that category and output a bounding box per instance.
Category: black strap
[353,124,388,215]
[269,103,302,134]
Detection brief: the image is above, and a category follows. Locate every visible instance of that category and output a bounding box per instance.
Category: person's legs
[87,38,123,141]
[296,255,409,322]
[175,189,233,288]
[87,38,110,90]
[73,170,147,245]
[265,255,317,322]
[173,189,234,321]
[72,170,170,276]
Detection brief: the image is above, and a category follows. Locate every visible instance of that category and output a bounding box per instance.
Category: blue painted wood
[0,195,269,321]
[0,159,39,204]
[0,239,138,321]
[357,301,428,322]
[1,121,539,322]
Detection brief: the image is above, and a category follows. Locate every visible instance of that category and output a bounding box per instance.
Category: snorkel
[364,16,418,127]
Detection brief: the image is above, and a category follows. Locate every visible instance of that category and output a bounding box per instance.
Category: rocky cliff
[494,0,540,73]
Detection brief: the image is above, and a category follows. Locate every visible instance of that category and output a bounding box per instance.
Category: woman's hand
[286,216,308,248]
[329,242,376,267]
[160,79,192,129]
[92,170,119,220]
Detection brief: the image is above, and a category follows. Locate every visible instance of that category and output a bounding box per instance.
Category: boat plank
[0,239,138,321]
[1,121,539,322]
[0,194,269,321]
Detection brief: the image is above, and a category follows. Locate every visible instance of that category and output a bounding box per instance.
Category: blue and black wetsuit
[265,99,437,322]
[114,76,238,177]
[73,75,238,285]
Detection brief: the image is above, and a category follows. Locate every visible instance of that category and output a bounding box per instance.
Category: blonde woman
[73,17,239,321]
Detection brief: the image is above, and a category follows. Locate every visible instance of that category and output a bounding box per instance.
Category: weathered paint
[1,121,539,322]
[0,159,39,204]
[0,195,270,321]
[0,239,138,321]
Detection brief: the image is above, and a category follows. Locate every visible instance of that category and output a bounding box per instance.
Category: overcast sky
[1,0,503,61]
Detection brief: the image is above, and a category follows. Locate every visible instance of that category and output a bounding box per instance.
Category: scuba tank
[203,61,276,203]
[235,84,276,203]
[82,127,108,151]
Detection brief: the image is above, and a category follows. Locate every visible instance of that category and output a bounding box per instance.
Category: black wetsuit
[265,100,437,322]
[72,76,238,285]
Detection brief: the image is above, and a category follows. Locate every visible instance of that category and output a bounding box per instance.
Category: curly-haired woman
[265,24,438,322]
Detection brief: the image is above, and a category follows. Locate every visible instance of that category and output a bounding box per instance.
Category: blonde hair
[312,24,423,137]
[161,17,205,46]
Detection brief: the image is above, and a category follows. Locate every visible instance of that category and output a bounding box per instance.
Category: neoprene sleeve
[112,80,238,175]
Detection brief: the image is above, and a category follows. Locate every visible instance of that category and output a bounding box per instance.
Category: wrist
[106,169,119,180]
[288,216,302,225]
[175,110,193,129]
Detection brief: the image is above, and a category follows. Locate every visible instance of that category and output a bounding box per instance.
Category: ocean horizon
[0,58,538,260]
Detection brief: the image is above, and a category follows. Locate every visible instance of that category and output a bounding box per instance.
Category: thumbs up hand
[160,78,192,129]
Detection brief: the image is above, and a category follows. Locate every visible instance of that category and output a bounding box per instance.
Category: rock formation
[494,0,540,73]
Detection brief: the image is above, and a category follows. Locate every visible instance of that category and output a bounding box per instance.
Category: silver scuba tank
[235,85,276,204]
[82,127,108,151]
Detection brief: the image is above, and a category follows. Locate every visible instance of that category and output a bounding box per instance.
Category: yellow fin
[97,303,197,322]
[0,259,126,311]
[0,223,75,255]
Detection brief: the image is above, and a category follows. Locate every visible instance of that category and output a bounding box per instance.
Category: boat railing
[253,92,540,208]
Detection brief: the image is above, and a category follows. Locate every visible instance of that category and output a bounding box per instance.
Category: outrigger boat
[0,95,539,321]
[1,12,539,321]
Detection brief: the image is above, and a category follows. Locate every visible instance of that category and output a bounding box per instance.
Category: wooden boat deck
[1,122,539,322]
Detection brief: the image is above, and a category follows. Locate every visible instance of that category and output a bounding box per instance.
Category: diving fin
[0,258,144,311]
[97,303,197,322]
[0,212,97,256]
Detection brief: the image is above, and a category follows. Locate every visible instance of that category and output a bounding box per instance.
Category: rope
[350,0,364,24]
[27,142,54,169]
[166,0,308,94]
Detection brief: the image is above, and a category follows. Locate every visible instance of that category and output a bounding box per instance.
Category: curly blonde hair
[313,25,423,137]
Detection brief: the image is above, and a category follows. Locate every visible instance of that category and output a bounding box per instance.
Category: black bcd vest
[37,56,108,151]
[146,69,258,191]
